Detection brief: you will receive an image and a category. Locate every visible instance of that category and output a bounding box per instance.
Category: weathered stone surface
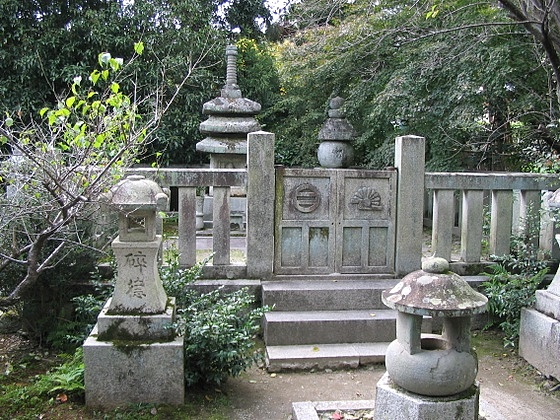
[196,45,261,160]
[382,264,487,317]
[535,289,560,320]
[385,335,479,396]
[317,97,356,168]
[519,307,560,380]
[108,238,167,314]
[97,297,175,341]
[317,141,354,168]
[84,325,184,407]
[394,135,425,275]
[374,373,480,420]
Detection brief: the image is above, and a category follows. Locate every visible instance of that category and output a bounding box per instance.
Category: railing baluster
[432,189,454,261]
[178,186,197,266]
[460,190,484,262]
[490,190,513,257]
[212,186,231,265]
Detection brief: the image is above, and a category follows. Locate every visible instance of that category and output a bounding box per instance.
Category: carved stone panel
[274,168,396,276]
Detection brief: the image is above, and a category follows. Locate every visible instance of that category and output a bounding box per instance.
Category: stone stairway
[262,277,431,372]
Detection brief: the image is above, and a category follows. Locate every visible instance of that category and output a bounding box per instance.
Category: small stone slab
[374,373,480,420]
[292,400,376,420]
[266,342,389,372]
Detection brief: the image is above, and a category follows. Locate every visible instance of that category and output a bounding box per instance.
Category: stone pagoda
[317,96,356,168]
[197,44,261,171]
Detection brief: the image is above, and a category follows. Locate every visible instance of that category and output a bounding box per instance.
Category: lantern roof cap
[382,258,487,317]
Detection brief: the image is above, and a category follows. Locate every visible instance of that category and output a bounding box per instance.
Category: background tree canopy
[267,0,560,171]
[1,0,560,170]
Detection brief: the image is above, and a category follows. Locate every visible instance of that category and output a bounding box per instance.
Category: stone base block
[97,297,175,341]
[374,373,479,420]
[83,325,184,407]
[535,290,560,320]
[519,307,560,380]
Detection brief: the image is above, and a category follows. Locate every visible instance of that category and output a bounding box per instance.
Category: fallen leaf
[369,313,376,317]
[150,407,158,415]
[312,346,320,352]
[332,410,343,420]
[55,393,68,403]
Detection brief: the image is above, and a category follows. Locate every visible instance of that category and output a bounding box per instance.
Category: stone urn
[381,257,487,397]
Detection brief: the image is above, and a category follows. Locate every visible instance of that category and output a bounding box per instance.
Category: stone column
[394,135,425,275]
[246,131,275,279]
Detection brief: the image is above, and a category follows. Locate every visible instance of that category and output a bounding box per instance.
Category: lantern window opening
[127,215,146,234]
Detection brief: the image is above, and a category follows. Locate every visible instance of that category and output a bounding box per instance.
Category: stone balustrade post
[394,135,425,275]
[246,131,275,279]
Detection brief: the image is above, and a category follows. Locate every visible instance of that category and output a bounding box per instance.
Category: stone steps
[266,342,389,372]
[263,278,403,371]
[262,276,487,372]
[262,279,398,311]
[264,309,398,346]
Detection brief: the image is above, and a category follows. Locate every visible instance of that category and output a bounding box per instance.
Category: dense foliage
[162,251,268,386]
[268,0,560,171]
[0,0,277,166]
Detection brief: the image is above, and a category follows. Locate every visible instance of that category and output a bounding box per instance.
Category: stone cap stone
[382,257,488,317]
[105,175,168,212]
[318,97,357,142]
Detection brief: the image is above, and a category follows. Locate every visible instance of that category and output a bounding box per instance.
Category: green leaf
[89,70,100,85]
[134,41,145,55]
[5,117,14,127]
[39,107,50,117]
[66,96,76,108]
[110,82,120,94]
[101,70,109,81]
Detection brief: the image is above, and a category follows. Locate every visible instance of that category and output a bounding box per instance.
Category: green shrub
[483,264,548,348]
[161,248,269,386]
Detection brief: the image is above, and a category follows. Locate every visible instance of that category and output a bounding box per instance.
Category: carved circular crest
[292,183,321,213]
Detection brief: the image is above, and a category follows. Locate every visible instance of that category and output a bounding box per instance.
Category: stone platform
[83,324,184,407]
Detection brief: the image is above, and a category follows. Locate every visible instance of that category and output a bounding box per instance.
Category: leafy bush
[483,264,548,348]
[161,248,268,386]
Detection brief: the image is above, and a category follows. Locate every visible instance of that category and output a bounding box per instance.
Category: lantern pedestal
[375,373,480,420]
[83,324,184,407]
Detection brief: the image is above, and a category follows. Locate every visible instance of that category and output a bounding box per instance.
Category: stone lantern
[317,96,356,168]
[106,174,169,314]
[83,175,184,407]
[374,257,487,419]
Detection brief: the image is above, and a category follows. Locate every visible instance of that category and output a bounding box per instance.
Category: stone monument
[519,189,560,380]
[317,96,356,168]
[83,175,184,407]
[375,257,487,419]
[196,44,261,172]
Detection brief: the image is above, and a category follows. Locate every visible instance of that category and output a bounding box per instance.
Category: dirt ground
[2,331,560,419]
[214,330,560,420]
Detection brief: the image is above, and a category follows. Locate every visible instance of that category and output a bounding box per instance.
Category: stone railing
[128,132,275,279]
[425,172,560,268]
